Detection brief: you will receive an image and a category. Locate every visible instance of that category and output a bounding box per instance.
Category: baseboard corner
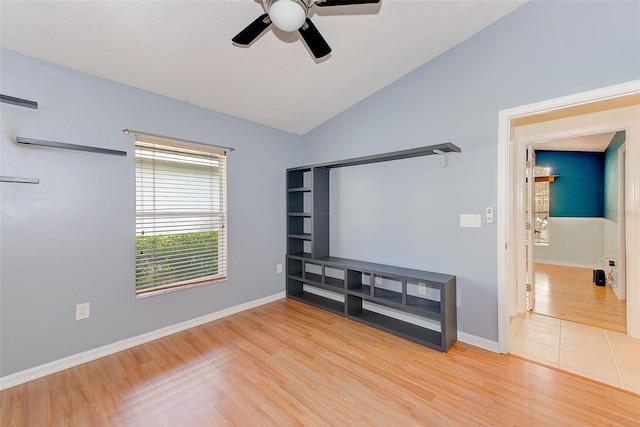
[457,331,500,353]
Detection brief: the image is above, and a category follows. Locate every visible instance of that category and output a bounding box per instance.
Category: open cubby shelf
[286,143,459,353]
[289,252,313,259]
[348,284,371,296]
[288,291,345,316]
[325,277,345,288]
[303,272,323,284]
[288,233,312,240]
[347,308,443,350]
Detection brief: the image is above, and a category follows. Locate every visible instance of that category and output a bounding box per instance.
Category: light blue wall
[1,0,639,376]
[302,0,640,341]
[0,49,302,376]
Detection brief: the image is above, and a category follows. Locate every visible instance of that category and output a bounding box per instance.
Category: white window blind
[135,136,227,294]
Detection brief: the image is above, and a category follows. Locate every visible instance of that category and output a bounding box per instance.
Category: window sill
[136,276,227,299]
[535,243,549,247]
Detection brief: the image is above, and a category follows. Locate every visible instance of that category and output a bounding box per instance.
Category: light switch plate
[460,214,481,228]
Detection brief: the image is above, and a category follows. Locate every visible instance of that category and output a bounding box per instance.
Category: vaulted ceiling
[0,0,526,134]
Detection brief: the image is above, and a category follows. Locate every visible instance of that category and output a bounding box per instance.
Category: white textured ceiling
[535,132,617,152]
[0,0,526,135]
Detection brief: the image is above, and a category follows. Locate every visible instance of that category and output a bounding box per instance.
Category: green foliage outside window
[136,231,219,290]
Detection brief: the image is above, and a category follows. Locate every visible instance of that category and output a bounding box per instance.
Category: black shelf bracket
[1,94,38,110]
[16,137,127,157]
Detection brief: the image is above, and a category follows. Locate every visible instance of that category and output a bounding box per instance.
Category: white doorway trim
[616,143,627,300]
[497,80,640,353]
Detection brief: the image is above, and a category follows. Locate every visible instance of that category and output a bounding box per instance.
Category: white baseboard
[0,292,285,391]
[1,291,501,390]
[458,332,500,353]
[536,260,600,270]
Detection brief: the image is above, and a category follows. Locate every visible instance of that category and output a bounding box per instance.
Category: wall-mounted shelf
[534,174,559,183]
[0,176,39,184]
[16,137,127,157]
[1,94,38,110]
[286,143,460,352]
[304,142,461,169]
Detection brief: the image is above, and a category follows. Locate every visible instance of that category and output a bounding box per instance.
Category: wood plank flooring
[2,299,639,426]
[534,263,627,332]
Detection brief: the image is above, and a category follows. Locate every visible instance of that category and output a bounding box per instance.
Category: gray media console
[286,144,460,352]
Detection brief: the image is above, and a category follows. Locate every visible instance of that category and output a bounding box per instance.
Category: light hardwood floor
[533,263,626,333]
[2,299,639,426]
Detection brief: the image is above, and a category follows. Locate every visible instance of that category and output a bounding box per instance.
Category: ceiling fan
[232,0,381,59]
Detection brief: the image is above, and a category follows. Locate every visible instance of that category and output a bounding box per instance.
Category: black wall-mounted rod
[122,128,236,153]
[0,176,40,184]
[1,94,38,110]
[291,142,461,170]
[16,137,127,157]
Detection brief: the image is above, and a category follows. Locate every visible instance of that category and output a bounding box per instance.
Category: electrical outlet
[276,263,283,274]
[485,207,494,223]
[76,303,90,320]
[418,282,427,295]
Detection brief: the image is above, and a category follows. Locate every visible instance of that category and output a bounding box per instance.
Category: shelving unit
[287,255,456,351]
[286,143,460,352]
[287,166,329,259]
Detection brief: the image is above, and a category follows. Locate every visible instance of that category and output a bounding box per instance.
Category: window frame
[134,136,227,297]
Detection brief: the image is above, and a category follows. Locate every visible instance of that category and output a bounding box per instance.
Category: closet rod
[0,176,39,184]
[1,94,38,110]
[122,129,235,153]
[16,137,127,157]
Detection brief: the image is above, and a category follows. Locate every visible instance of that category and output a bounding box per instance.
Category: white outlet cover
[485,207,494,223]
[418,282,427,295]
[76,303,90,320]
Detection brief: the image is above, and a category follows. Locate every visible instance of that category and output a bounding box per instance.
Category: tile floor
[509,312,640,394]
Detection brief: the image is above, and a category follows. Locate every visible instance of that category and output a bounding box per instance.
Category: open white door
[526,145,536,311]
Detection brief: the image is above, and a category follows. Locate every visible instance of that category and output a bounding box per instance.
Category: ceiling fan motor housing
[264,0,310,32]
[235,0,380,58]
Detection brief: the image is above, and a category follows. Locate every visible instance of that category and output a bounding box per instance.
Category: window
[135,136,227,295]
[534,166,550,244]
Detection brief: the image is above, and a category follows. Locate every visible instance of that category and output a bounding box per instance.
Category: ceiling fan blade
[315,0,380,7]
[232,14,271,45]
[298,18,331,59]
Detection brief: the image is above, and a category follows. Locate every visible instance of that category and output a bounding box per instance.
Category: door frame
[617,143,627,300]
[497,80,640,353]
[525,144,536,312]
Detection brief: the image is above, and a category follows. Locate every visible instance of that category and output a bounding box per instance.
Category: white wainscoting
[535,217,607,269]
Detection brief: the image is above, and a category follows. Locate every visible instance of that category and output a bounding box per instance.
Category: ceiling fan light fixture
[268,0,307,32]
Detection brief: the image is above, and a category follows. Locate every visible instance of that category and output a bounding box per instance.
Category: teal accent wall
[535,151,605,217]
[604,131,626,222]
